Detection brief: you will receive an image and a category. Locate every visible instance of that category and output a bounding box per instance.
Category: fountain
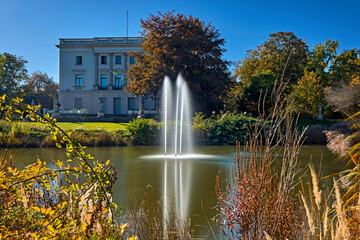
[161,74,193,236]
[141,73,222,237]
[162,74,193,156]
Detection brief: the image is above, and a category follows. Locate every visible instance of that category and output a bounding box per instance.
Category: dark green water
[4,145,350,238]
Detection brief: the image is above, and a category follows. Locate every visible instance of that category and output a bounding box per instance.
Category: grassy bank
[20,121,128,132]
[0,116,346,148]
[0,119,158,148]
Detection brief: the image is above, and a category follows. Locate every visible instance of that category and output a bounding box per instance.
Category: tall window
[114,75,122,89]
[113,98,121,115]
[100,74,107,89]
[75,74,82,86]
[115,55,122,64]
[74,98,82,109]
[76,56,82,65]
[101,55,107,64]
[128,97,138,110]
[129,56,135,64]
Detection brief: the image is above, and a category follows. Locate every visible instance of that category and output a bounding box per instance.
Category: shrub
[192,112,260,145]
[95,131,115,146]
[111,130,127,146]
[0,120,12,133]
[40,135,56,147]
[72,131,96,146]
[125,118,160,145]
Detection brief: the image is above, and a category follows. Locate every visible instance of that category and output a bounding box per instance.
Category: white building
[56,37,156,116]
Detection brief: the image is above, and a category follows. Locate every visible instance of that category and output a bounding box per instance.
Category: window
[101,55,107,64]
[100,74,107,89]
[74,98,82,109]
[76,56,82,65]
[114,75,123,89]
[75,74,82,86]
[129,56,135,64]
[115,55,122,64]
[113,98,121,114]
[128,97,138,110]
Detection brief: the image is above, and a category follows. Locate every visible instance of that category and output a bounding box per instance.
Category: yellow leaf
[106,160,110,166]
[127,236,138,240]
[32,206,41,213]
[45,207,52,215]
[41,205,46,214]
[47,224,55,232]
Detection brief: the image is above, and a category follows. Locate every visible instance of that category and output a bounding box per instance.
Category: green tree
[228,32,308,114]
[306,39,339,84]
[224,70,275,114]
[235,32,308,86]
[321,49,360,114]
[126,11,231,114]
[291,71,325,118]
[0,52,28,98]
[329,48,360,84]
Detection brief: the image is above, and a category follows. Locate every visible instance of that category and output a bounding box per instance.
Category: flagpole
[126,10,129,38]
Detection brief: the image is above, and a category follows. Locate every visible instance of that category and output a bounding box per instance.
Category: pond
[4,145,349,238]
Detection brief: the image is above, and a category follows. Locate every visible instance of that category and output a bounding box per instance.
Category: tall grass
[216,76,306,239]
[300,163,356,239]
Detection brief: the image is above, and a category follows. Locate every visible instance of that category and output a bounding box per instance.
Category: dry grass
[216,72,306,239]
[300,166,356,239]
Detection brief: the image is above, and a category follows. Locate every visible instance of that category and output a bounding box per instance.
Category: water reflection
[163,159,192,231]
[2,145,349,238]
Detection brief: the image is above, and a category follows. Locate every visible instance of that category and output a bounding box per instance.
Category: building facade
[56,37,156,116]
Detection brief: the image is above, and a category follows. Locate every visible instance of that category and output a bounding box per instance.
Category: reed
[216,73,306,239]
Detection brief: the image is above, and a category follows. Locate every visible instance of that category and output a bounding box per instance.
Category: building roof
[56,37,143,48]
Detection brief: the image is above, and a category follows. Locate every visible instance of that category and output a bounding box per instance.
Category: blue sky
[0,0,359,82]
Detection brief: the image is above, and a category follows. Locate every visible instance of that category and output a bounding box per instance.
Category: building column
[108,53,113,90]
[93,53,99,90]
[123,53,128,86]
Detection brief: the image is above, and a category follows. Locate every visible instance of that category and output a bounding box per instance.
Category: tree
[227,32,308,114]
[235,32,308,86]
[306,40,339,84]
[22,71,58,109]
[0,52,28,98]
[323,50,360,114]
[291,71,324,118]
[126,11,231,114]
[329,48,360,84]
[223,70,275,114]
[24,71,58,97]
